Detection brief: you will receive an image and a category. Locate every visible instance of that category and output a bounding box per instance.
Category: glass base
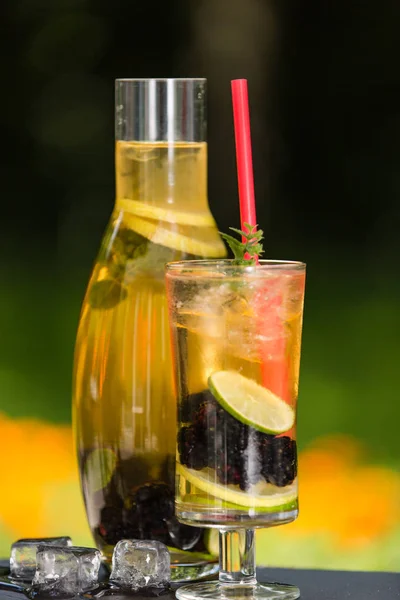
[176,581,300,600]
[177,508,298,529]
[101,546,219,583]
[171,559,219,583]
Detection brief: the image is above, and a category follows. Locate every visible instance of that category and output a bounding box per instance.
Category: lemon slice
[120,213,226,257]
[177,464,297,509]
[116,198,216,227]
[208,371,295,434]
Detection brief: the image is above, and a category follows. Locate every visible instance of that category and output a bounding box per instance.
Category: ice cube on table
[32,545,101,596]
[110,540,170,590]
[10,537,72,581]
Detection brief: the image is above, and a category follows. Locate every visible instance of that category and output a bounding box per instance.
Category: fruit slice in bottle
[207,371,295,435]
[116,198,217,227]
[177,464,297,510]
[84,448,117,493]
[121,213,226,257]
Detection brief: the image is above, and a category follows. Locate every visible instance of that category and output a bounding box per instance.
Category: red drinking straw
[231,79,291,406]
[231,79,257,238]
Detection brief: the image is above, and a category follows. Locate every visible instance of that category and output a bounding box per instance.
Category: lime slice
[180,494,297,513]
[84,448,117,493]
[208,371,295,434]
[177,464,297,509]
[116,198,216,227]
[121,213,226,257]
[203,530,219,557]
[167,547,213,562]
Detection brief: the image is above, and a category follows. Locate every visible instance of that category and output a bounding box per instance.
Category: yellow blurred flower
[282,435,400,548]
[0,413,91,549]
[1,413,399,560]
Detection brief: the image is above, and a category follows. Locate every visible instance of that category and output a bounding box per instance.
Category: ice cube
[110,540,170,590]
[222,292,252,315]
[10,537,72,581]
[31,545,101,596]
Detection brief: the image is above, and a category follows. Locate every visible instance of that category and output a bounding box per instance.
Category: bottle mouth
[115,78,207,83]
[115,79,207,143]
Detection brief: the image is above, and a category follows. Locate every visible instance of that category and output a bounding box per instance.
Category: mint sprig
[220,223,264,265]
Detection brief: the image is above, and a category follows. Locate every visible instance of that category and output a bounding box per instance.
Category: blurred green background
[1,0,400,571]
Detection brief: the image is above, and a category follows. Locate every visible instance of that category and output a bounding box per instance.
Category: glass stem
[218,528,257,585]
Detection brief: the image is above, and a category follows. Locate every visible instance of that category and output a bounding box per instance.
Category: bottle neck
[115,140,210,213]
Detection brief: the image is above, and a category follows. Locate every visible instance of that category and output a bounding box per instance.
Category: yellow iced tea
[165,263,305,528]
[72,141,226,572]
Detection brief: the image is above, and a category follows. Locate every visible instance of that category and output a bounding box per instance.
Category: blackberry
[216,461,246,489]
[208,402,249,450]
[180,392,289,491]
[212,407,251,490]
[123,483,174,544]
[180,390,215,423]
[178,398,220,472]
[257,431,274,458]
[237,424,251,453]
[182,396,258,489]
[195,398,219,432]
[177,426,207,470]
[97,505,125,545]
[261,436,297,487]
[135,483,174,519]
[215,427,267,491]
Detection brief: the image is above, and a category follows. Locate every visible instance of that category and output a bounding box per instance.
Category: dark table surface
[1,567,399,600]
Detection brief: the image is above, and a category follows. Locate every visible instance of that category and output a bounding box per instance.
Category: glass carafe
[72,78,226,581]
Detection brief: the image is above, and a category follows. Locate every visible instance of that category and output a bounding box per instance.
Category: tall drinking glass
[166,260,306,600]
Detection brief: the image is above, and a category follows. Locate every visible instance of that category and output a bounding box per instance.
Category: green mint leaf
[252,230,264,241]
[220,224,265,265]
[243,223,259,235]
[220,233,246,259]
[252,243,264,255]
[220,232,241,245]
[88,279,128,310]
[229,225,263,242]
[229,226,248,238]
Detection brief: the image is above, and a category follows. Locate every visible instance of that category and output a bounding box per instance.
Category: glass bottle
[72,79,226,581]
